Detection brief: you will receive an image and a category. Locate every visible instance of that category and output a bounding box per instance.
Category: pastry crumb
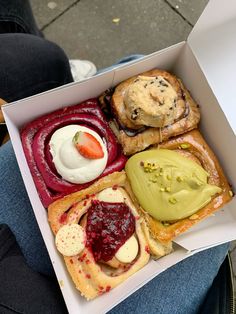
[59,280,64,287]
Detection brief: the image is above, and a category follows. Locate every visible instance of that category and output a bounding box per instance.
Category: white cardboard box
[2,0,236,313]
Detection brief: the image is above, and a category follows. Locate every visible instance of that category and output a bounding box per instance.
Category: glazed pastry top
[125,149,222,221]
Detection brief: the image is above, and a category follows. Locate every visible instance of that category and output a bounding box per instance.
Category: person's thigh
[0,33,73,102]
[110,244,228,314]
[0,33,73,275]
[0,141,53,275]
[0,141,228,308]
[0,0,41,35]
[0,144,227,313]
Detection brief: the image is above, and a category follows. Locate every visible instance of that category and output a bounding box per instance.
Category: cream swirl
[49,125,108,184]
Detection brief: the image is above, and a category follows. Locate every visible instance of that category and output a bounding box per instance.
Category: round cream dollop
[49,125,108,184]
[55,224,85,256]
[115,235,139,263]
[97,187,124,203]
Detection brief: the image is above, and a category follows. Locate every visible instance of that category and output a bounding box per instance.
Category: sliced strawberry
[73,131,104,159]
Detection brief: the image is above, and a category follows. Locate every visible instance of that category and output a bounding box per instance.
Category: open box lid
[187,0,236,134]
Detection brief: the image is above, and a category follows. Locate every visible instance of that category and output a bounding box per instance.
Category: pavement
[30,0,236,303]
[31,0,207,69]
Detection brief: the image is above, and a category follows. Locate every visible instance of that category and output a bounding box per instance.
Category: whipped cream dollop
[49,125,108,184]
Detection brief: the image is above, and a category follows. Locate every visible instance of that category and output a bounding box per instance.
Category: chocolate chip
[131,108,139,120]
[159,80,168,87]
[169,107,173,110]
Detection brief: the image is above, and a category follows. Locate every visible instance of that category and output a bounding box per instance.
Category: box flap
[187,0,236,134]
[174,203,236,251]
[188,0,236,42]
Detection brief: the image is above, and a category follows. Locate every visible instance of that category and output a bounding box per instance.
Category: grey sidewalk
[31,0,207,69]
[31,0,236,301]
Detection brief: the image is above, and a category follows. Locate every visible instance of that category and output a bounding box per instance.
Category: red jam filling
[85,200,135,262]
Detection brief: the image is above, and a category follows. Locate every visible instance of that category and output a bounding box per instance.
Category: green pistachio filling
[125,149,222,221]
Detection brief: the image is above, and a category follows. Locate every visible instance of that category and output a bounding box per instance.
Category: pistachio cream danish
[125,130,233,245]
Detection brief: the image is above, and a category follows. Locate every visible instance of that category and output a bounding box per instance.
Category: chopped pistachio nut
[163,222,170,226]
[179,143,190,149]
[160,187,165,192]
[168,197,177,204]
[149,177,158,183]
[229,190,233,197]
[189,214,199,220]
[59,280,64,287]
[166,174,172,180]
[176,176,183,182]
[165,187,171,192]
[142,161,159,173]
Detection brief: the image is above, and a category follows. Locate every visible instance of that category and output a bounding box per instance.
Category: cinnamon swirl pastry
[125,130,233,245]
[21,99,126,207]
[99,69,200,155]
[48,172,153,300]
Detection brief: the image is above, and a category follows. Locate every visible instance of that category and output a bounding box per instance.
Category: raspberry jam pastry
[48,172,151,300]
[21,99,127,207]
[125,130,233,246]
[99,69,200,155]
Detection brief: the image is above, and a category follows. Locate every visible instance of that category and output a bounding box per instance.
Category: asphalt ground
[31,0,208,69]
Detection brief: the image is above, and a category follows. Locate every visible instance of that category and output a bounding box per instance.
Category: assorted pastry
[99,69,200,155]
[21,99,127,207]
[20,69,233,300]
[48,172,150,300]
[125,129,232,246]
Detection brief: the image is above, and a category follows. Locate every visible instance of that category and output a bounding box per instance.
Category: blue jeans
[0,1,229,313]
[0,142,229,314]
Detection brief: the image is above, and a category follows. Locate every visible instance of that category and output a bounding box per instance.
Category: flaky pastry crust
[136,130,232,244]
[48,172,154,300]
[109,69,200,155]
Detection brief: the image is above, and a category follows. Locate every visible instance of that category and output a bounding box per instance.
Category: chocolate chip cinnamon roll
[99,69,200,155]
